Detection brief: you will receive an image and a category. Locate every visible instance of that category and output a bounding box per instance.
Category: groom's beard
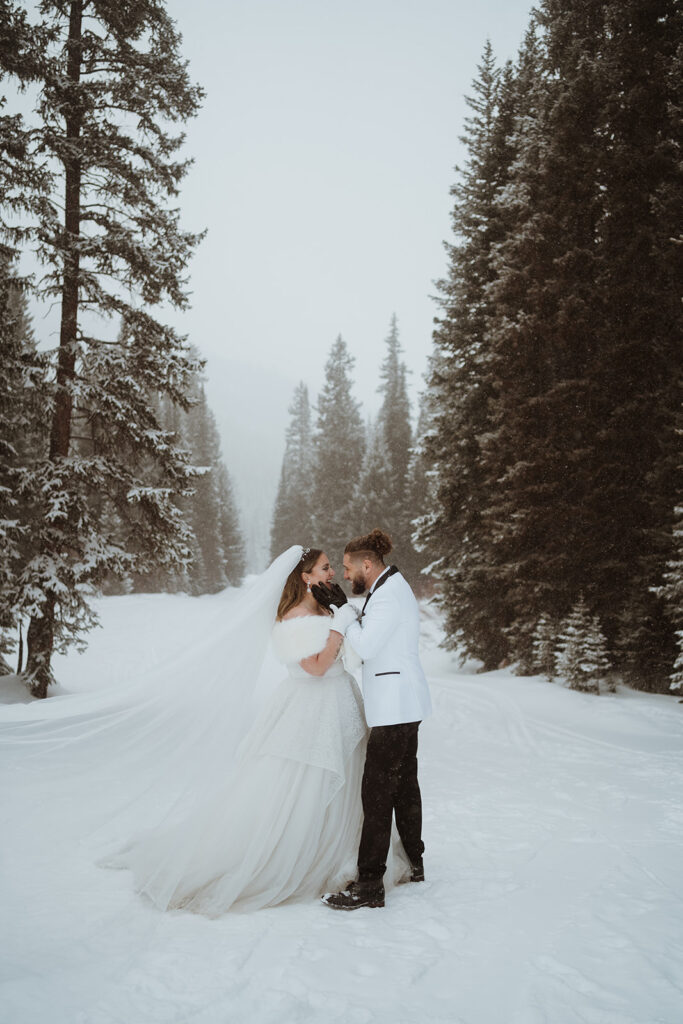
[350,573,367,596]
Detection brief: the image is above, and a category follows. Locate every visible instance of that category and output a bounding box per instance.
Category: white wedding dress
[1,547,409,917]
[114,615,370,914]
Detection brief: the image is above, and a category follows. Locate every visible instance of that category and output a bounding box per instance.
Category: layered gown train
[112,614,407,915]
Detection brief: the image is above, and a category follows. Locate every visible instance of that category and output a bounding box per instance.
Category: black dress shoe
[321,880,385,910]
[410,861,425,882]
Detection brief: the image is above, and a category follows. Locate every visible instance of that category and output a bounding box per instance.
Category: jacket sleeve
[344,588,399,661]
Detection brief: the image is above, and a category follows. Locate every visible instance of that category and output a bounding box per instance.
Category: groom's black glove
[311,581,348,612]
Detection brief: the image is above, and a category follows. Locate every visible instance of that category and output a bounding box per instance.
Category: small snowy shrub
[531,614,558,679]
[556,597,611,694]
[670,638,683,694]
[653,503,683,693]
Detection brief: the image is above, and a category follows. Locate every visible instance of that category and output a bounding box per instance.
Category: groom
[312,528,432,910]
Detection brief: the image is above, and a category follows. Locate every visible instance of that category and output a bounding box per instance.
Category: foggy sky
[16,0,535,567]
[160,0,535,565]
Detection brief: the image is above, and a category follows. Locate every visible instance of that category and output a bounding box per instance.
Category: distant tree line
[418,0,682,692]
[0,2,244,696]
[135,375,245,597]
[270,316,431,589]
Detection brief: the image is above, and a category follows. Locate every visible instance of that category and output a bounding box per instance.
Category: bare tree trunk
[26,604,55,698]
[26,0,83,698]
[16,621,23,675]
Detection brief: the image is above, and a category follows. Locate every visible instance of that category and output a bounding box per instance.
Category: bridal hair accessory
[299,547,311,562]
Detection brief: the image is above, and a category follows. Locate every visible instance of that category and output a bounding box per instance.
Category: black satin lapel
[361,565,400,618]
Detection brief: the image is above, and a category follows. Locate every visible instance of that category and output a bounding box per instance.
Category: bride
[114,546,372,914]
[1,545,408,916]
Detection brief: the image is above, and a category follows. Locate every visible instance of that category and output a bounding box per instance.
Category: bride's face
[304,553,335,589]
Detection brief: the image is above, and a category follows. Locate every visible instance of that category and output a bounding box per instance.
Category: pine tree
[0,3,53,231]
[0,259,22,640]
[119,388,190,596]
[2,1,206,696]
[406,391,438,591]
[312,336,365,558]
[216,462,245,586]
[666,510,683,693]
[128,382,245,595]
[556,598,611,694]
[186,385,245,592]
[531,614,557,680]
[421,41,518,669]
[375,314,426,581]
[0,5,52,670]
[270,382,315,557]
[186,386,229,593]
[480,4,612,668]
[0,249,51,662]
[655,420,683,693]
[357,419,394,531]
[377,315,412,506]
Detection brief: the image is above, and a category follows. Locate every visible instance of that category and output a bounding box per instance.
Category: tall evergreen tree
[0,255,47,667]
[186,386,229,593]
[660,502,683,694]
[377,315,412,506]
[375,314,422,579]
[0,259,24,627]
[185,385,245,592]
[531,614,557,680]
[421,41,518,668]
[312,336,365,558]
[356,419,394,532]
[655,412,683,693]
[270,382,315,557]
[2,1,206,695]
[0,4,52,669]
[124,382,245,595]
[407,391,438,589]
[215,462,245,586]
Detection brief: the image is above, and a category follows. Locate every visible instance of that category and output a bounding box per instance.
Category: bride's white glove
[330,603,360,635]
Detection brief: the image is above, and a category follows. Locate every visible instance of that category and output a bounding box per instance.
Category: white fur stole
[271,615,331,663]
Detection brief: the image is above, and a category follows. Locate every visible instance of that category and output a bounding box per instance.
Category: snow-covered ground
[2,593,683,1024]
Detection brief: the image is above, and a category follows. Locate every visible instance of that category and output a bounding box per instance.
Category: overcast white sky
[161,0,535,564]
[20,0,535,565]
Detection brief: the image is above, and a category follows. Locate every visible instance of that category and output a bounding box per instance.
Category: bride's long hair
[277,548,322,620]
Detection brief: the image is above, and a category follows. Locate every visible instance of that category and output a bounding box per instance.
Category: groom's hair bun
[345,528,393,563]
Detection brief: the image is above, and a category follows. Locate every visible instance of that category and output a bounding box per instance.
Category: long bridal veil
[0,545,304,860]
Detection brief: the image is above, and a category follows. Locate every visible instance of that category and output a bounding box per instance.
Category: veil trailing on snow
[0,545,305,853]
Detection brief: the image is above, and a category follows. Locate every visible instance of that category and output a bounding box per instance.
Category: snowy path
[2,595,683,1024]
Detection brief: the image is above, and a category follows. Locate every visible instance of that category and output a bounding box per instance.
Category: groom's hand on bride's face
[311,581,348,611]
[310,582,334,610]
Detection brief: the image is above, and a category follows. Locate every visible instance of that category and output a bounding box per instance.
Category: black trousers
[357,721,424,884]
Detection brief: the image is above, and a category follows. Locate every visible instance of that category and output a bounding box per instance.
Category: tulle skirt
[118,743,366,915]
[109,665,408,915]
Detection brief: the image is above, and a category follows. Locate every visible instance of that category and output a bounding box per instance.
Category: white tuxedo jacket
[345,569,432,728]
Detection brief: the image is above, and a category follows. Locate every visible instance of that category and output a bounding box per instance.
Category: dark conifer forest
[272,1,682,693]
[417,1,682,690]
